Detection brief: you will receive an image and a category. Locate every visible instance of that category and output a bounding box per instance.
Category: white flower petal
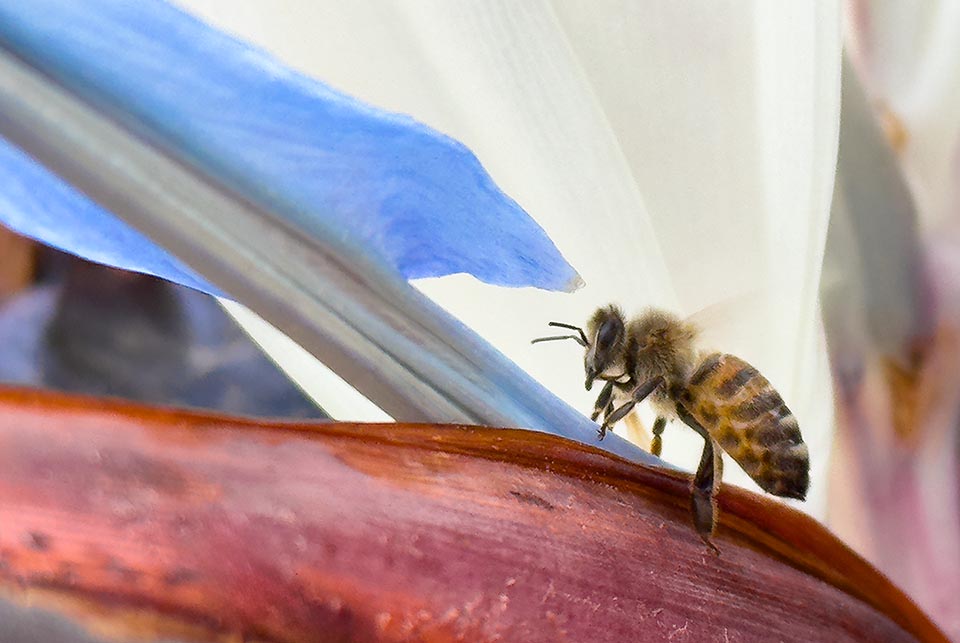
[550,1,841,514]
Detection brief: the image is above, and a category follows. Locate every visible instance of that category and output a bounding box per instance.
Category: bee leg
[676,404,722,555]
[597,401,631,440]
[590,380,615,422]
[601,398,614,423]
[597,376,664,440]
[651,416,667,457]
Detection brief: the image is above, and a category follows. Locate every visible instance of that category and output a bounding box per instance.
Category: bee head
[583,305,626,390]
[530,305,625,391]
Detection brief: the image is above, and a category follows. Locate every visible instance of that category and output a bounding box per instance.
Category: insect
[533,305,809,550]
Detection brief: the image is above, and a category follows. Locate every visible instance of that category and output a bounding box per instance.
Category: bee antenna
[547,321,588,346]
[531,334,587,347]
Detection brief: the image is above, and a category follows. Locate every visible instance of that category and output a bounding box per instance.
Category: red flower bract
[0,387,945,642]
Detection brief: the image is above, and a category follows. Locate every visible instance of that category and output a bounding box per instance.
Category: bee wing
[683,288,776,351]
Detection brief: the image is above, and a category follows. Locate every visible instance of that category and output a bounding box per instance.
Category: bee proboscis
[533,305,809,550]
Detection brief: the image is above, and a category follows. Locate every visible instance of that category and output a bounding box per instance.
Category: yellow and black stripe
[681,353,809,499]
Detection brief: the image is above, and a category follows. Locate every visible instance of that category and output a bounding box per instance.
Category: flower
[1,0,955,639]
[0,0,843,509]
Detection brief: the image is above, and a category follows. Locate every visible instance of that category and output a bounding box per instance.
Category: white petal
[179,0,841,515]
[530,1,840,514]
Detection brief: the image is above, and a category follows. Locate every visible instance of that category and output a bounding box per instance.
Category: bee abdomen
[683,353,809,500]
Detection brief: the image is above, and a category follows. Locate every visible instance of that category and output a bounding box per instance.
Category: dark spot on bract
[107,558,141,583]
[510,490,555,511]
[25,532,50,552]
[164,567,200,586]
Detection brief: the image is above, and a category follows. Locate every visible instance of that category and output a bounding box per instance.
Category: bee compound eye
[597,319,621,350]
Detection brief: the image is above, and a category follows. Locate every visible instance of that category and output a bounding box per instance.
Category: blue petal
[0,136,222,296]
[0,0,580,293]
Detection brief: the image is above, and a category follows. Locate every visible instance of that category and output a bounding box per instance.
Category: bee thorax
[625,310,698,387]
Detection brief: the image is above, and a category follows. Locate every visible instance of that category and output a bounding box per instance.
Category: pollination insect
[532,305,810,550]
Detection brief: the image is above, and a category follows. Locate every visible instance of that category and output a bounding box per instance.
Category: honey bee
[533,305,809,549]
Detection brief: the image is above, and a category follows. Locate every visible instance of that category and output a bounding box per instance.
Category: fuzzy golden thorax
[625,308,699,387]
[583,305,627,389]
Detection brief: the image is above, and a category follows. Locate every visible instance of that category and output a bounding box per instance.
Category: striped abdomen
[680,353,809,499]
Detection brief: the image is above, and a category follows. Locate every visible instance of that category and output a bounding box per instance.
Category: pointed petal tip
[566,273,586,293]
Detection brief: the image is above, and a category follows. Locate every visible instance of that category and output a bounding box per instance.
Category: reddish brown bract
[0,387,945,642]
